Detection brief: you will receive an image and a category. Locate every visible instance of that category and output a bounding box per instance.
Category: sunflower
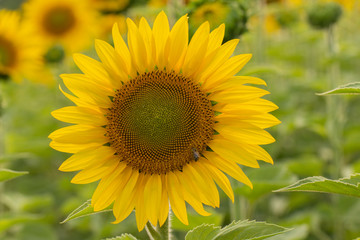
[91,0,130,12]
[190,2,229,29]
[23,0,98,53]
[50,11,280,230]
[0,10,50,84]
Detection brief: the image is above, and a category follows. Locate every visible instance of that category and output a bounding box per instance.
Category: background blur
[1,0,360,239]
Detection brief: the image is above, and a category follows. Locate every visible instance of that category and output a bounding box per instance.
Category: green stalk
[326,25,344,240]
[145,210,171,240]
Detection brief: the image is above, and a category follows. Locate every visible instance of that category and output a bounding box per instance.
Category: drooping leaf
[317,82,360,95]
[185,220,290,240]
[274,174,360,197]
[0,169,28,182]
[61,199,112,224]
[102,234,138,240]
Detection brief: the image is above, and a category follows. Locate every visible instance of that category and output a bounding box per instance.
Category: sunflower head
[24,0,99,52]
[50,11,280,231]
[0,10,50,84]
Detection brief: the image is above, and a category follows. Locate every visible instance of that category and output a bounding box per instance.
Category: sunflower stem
[145,211,171,240]
[157,212,171,240]
[145,222,161,240]
[326,25,344,240]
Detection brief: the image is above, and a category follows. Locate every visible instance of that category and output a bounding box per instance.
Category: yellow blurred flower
[98,14,127,41]
[50,11,279,230]
[322,0,356,11]
[190,2,229,29]
[91,0,130,12]
[23,0,99,53]
[0,10,50,84]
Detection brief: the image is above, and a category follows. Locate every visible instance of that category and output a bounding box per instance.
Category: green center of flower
[43,6,76,36]
[0,36,17,70]
[106,70,214,174]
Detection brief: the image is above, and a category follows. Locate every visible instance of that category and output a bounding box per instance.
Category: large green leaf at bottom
[185,220,290,240]
[274,174,360,197]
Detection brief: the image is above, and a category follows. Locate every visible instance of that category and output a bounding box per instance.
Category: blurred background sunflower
[23,0,99,54]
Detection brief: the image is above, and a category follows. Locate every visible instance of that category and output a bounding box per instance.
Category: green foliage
[275,174,360,197]
[103,234,138,240]
[61,200,112,224]
[318,82,360,95]
[185,220,290,240]
[0,169,28,182]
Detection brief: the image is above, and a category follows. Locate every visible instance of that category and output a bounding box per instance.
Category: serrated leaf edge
[273,174,360,194]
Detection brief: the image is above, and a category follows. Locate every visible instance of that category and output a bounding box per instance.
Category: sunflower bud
[307,2,342,29]
[44,45,65,63]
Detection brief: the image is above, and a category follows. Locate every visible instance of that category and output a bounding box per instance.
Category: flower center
[42,6,76,36]
[106,70,214,174]
[0,36,17,71]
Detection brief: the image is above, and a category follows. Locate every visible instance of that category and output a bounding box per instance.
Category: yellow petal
[73,53,113,89]
[152,11,169,70]
[51,106,106,126]
[189,163,220,207]
[207,24,225,54]
[184,164,219,207]
[49,140,101,154]
[92,163,129,211]
[167,172,188,225]
[195,39,239,82]
[213,76,267,92]
[203,54,252,90]
[144,174,162,226]
[158,175,169,226]
[60,74,112,108]
[203,151,253,188]
[209,86,269,104]
[112,23,136,78]
[208,136,260,168]
[199,160,234,202]
[214,121,275,145]
[214,98,279,114]
[139,17,156,70]
[164,14,188,72]
[242,144,274,164]
[112,169,139,223]
[182,21,209,77]
[49,125,108,145]
[176,171,211,216]
[178,167,213,207]
[71,158,119,184]
[215,113,280,129]
[135,174,149,231]
[59,146,116,172]
[94,39,127,88]
[127,18,147,73]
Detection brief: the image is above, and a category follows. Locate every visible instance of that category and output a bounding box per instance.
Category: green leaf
[185,220,290,240]
[61,199,112,224]
[317,82,360,95]
[274,174,360,197]
[102,234,138,240]
[0,169,28,182]
[186,224,221,240]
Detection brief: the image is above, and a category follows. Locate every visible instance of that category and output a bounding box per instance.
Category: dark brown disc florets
[106,70,214,174]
